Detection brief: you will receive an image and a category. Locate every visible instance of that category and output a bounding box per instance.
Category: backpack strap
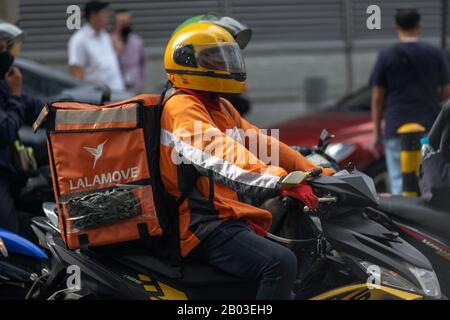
[175,165,200,207]
[77,234,90,251]
[157,86,199,207]
[162,90,236,207]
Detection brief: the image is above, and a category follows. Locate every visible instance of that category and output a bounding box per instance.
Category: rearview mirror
[318,129,335,150]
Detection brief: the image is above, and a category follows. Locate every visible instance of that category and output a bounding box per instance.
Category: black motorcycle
[298,129,450,298]
[28,166,443,300]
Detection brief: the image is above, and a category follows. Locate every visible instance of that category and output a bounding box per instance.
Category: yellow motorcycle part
[310,283,423,300]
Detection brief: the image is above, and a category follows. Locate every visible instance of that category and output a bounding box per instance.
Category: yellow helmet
[164,23,246,94]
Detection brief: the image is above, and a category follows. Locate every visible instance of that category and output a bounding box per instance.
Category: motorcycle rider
[0,21,44,233]
[160,21,335,299]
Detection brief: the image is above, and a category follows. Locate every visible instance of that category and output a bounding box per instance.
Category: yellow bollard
[397,123,426,197]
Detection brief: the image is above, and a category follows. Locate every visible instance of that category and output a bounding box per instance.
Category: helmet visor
[195,42,245,74]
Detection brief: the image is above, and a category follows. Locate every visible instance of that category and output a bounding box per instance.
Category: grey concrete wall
[24,48,380,128]
[26,37,443,128]
[139,49,390,128]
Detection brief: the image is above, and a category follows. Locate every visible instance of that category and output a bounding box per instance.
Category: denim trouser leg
[189,220,297,300]
[384,138,403,195]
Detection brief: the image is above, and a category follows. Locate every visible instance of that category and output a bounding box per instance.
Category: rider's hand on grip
[321,167,336,176]
[278,183,319,210]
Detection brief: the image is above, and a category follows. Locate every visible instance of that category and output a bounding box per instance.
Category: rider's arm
[371,86,385,140]
[222,99,335,176]
[161,94,288,198]
[69,65,85,80]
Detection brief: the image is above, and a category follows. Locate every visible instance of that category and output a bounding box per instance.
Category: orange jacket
[160,91,333,256]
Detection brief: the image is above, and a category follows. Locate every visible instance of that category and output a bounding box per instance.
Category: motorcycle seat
[31,216,258,298]
[378,195,450,241]
[93,245,253,286]
[31,215,253,286]
[89,245,258,298]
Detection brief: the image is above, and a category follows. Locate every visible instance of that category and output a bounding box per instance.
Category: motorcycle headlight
[325,143,355,162]
[359,261,441,298]
[408,265,441,298]
[360,261,419,294]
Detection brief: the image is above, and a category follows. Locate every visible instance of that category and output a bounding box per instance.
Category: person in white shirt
[68,1,125,91]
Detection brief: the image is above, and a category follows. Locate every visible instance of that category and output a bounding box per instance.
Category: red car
[274,86,389,192]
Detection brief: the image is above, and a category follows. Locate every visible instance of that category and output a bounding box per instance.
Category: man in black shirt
[370,8,450,194]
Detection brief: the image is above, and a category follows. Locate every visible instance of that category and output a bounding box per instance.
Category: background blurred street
[1,0,450,302]
[1,0,449,126]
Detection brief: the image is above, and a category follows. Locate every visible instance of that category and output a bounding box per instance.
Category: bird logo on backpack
[83,140,108,169]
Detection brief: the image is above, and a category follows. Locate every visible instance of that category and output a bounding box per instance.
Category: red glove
[279,183,319,210]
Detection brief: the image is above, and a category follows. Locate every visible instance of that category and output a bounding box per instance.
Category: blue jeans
[189,219,297,300]
[384,138,403,195]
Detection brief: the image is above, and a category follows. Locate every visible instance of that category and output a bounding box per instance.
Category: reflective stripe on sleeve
[161,129,281,197]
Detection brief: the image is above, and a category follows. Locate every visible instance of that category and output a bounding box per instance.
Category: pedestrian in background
[370,8,450,195]
[111,9,146,93]
[68,1,125,91]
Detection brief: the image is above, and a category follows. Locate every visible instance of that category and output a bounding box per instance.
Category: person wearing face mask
[111,9,146,93]
[0,21,44,233]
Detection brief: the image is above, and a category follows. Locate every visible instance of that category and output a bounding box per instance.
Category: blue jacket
[0,80,44,180]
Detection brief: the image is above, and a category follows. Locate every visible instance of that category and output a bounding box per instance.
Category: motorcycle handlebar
[309,168,323,177]
[282,196,338,213]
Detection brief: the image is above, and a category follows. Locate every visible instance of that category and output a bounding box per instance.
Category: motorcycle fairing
[309,170,379,207]
[323,208,432,291]
[395,223,450,262]
[378,195,450,245]
[377,197,450,299]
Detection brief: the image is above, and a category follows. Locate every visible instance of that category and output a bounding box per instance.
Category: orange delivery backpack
[32,93,180,256]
